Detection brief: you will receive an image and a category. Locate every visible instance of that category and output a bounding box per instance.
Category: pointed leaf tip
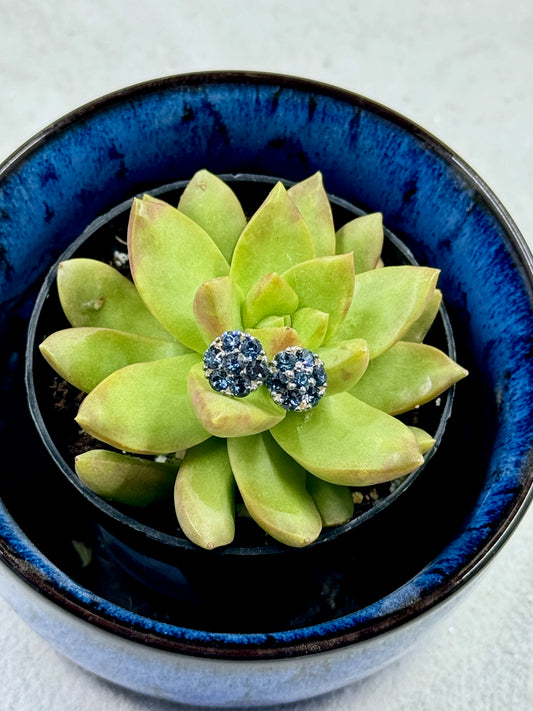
[409,426,436,455]
[336,212,384,273]
[351,341,468,414]
[174,438,235,550]
[178,170,247,263]
[288,172,336,257]
[230,181,315,295]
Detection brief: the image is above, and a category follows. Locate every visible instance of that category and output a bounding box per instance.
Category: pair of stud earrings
[202,330,327,412]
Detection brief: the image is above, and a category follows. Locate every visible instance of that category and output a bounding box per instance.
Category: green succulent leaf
[306,475,354,527]
[75,449,178,507]
[402,289,443,343]
[254,315,290,329]
[193,276,244,344]
[282,253,355,341]
[177,169,247,263]
[335,266,440,358]
[247,326,303,359]
[287,172,336,257]
[174,438,235,550]
[140,193,172,207]
[76,353,210,454]
[242,272,299,328]
[271,392,424,486]
[40,327,189,393]
[188,362,286,437]
[57,258,175,341]
[409,426,436,455]
[350,341,468,415]
[291,307,329,351]
[335,213,384,273]
[128,196,229,352]
[318,338,369,395]
[230,182,315,295]
[227,432,322,547]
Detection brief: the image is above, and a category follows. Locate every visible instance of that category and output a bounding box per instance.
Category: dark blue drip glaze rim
[0,72,532,660]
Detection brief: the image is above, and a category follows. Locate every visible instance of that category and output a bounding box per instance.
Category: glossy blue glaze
[1,73,532,705]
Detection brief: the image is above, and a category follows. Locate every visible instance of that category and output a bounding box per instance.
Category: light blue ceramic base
[0,554,475,707]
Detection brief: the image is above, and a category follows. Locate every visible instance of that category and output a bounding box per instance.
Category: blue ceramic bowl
[1,72,532,707]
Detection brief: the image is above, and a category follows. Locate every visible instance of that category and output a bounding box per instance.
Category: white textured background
[1,1,532,709]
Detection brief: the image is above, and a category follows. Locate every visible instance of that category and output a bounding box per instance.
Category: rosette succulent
[39,170,467,549]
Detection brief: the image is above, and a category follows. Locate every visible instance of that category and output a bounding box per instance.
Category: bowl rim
[1,70,533,661]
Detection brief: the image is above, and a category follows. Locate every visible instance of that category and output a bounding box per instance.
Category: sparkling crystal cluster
[266,346,327,411]
[203,331,268,398]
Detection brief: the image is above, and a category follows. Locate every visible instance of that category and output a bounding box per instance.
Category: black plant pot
[25,174,459,632]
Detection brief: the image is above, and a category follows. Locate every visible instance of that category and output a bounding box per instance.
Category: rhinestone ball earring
[266,346,327,411]
[203,330,269,398]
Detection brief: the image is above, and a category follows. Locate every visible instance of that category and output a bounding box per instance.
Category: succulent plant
[39,170,467,549]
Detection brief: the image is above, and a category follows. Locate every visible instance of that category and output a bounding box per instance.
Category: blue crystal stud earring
[203,330,269,398]
[266,346,327,411]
